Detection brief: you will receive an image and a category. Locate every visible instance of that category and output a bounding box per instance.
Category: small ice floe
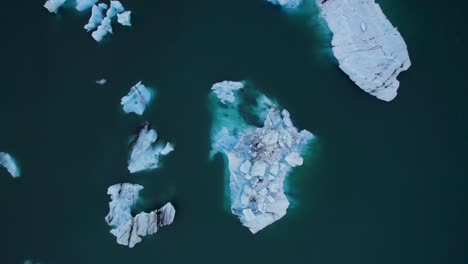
[117,11,132,26]
[84,3,108,32]
[105,183,176,248]
[266,0,302,8]
[121,81,153,116]
[127,123,174,173]
[44,0,66,13]
[75,0,98,11]
[210,81,244,104]
[0,152,20,178]
[95,78,107,85]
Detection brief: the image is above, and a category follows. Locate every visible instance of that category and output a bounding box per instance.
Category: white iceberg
[75,0,98,11]
[91,17,112,42]
[106,0,125,19]
[128,123,174,173]
[316,0,411,101]
[0,152,20,178]
[210,81,244,104]
[43,0,66,13]
[95,78,107,85]
[121,81,153,115]
[210,82,314,234]
[84,3,108,32]
[105,183,176,248]
[266,0,302,8]
[117,11,132,26]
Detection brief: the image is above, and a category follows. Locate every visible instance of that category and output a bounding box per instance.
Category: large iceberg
[105,183,176,248]
[121,81,153,116]
[266,0,302,8]
[0,152,20,178]
[316,0,411,101]
[128,123,174,173]
[210,81,244,104]
[210,81,314,233]
[43,0,66,13]
[84,3,108,32]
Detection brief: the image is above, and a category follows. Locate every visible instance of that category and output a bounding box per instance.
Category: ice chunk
[44,0,66,13]
[95,78,107,85]
[210,81,314,234]
[121,81,153,115]
[91,17,112,42]
[160,142,175,156]
[106,0,125,19]
[128,123,173,173]
[316,0,411,101]
[0,152,20,178]
[266,0,302,8]
[117,11,132,26]
[75,0,98,11]
[105,183,175,248]
[84,3,108,32]
[210,81,244,104]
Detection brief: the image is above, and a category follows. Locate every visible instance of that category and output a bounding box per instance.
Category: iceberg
[128,123,174,173]
[210,81,314,234]
[117,11,132,26]
[43,0,66,13]
[0,152,20,178]
[266,0,302,8]
[95,78,107,85]
[105,183,176,248]
[210,81,244,104]
[121,81,153,115]
[316,0,411,101]
[91,17,112,42]
[106,0,125,19]
[84,3,108,32]
[75,0,98,11]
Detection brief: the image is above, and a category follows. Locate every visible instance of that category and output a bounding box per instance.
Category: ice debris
[95,78,108,85]
[105,183,176,248]
[43,0,66,13]
[128,123,174,173]
[117,11,132,26]
[210,81,314,233]
[316,0,411,101]
[121,81,153,116]
[210,81,244,104]
[266,0,302,8]
[0,152,20,178]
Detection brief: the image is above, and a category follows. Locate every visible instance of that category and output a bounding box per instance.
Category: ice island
[315,0,411,101]
[128,123,174,173]
[105,183,176,248]
[121,81,153,116]
[210,81,314,234]
[0,152,20,178]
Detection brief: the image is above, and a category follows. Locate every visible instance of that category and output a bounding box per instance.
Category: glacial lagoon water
[0,0,467,263]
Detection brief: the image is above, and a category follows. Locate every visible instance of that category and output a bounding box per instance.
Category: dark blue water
[0,0,466,263]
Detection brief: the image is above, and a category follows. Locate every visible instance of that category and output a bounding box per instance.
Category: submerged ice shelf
[0,152,20,178]
[105,183,175,248]
[210,81,314,234]
[128,123,174,173]
[316,0,411,101]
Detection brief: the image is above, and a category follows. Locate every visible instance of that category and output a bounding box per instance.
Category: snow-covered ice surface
[316,0,411,101]
[121,81,153,115]
[210,81,314,234]
[105,183,176,248]
[117,11,132,26]
[128,123,174,173]
[210,81,244,104]
[84,3,108,32]
[0,152,20,178]
[266,0,302,8]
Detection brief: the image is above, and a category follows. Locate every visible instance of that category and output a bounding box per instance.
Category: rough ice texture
[75,0,98,11]
[84,3,108,32]
[121,81,153,115]
[211,82,313,234]
[0,152,20,178]
[128,123,174,173]
[316,0,411,101]
[266,0,302,8]
[105,183,176,248]
[117,11,132,26]
[43,0,66,13]
[211,81,244,104]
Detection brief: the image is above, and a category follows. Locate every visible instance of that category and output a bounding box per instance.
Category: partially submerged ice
[105,183,175,248]
[266,0,302,8]
[210,81,314,234]
[316,0,411,101]
[210,81,244,104]
[121,81,153,116]
[0,152,20,178]
[128,123,174,173]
